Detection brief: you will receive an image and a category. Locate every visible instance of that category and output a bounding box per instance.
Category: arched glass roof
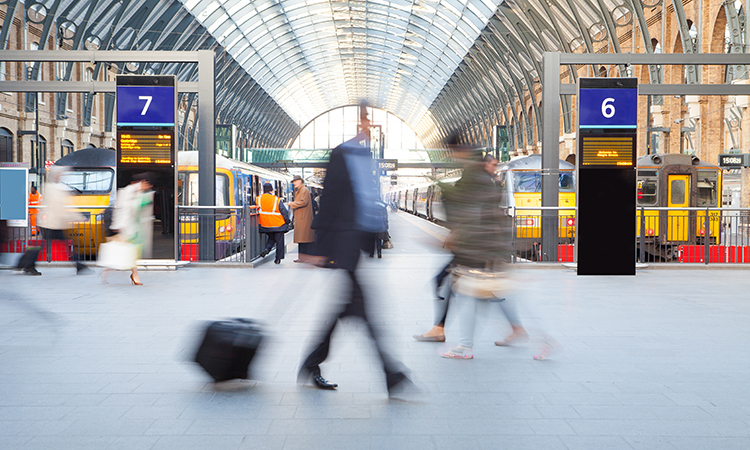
[179,0,505,128]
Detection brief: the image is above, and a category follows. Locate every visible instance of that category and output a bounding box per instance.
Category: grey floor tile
[151,435,243,450]
[477,435,567,450]
[282,435,368,450]
[560,435,635,450]
[143,419,195,436]
[107,436,160,450]
[184,418,272,435]
[667,436,750,450]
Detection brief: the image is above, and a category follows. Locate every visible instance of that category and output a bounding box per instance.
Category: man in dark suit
[298,108,411,396]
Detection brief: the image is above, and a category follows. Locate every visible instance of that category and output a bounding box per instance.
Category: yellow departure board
[118,131,173,164]
[580,135,635,167]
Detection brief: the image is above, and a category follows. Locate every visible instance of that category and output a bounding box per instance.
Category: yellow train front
[499,155,576,261]
[636,153,721,261]
[53,148,116,259]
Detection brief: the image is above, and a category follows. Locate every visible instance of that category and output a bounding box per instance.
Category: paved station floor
[1,211,750,450]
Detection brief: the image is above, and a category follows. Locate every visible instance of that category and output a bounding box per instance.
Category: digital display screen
[118,131,173,164]
[580,135,635,167]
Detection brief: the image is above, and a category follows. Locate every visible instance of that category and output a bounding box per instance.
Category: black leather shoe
[313,375,338,390]
[259,250,269,258]
[274,259,281,264]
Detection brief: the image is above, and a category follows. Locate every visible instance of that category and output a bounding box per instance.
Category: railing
[637,206,750,264]
[1,204,266,265]
[509,206,750,265]
[176,205,264,263]
[510,206,576,263]
[1,205,110,264]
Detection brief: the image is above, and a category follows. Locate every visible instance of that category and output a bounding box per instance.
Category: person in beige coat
[287,175,315,263]
[36,166,91,275]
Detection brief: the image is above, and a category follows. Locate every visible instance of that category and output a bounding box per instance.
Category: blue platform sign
[579,86,637,129]
[116,85,175,127]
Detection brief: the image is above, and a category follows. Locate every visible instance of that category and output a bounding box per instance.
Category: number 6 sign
[578,80,638,129]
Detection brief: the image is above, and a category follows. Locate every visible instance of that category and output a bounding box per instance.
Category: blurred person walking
[298,109,411,396]
[257,182,290,264]
[99,173,155,285]
[437,151,525,359]
[413,154,501,342]
[287,175,315,263]
[33,167,92,276]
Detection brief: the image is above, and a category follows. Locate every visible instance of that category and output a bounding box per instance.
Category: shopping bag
[97,241,137,270]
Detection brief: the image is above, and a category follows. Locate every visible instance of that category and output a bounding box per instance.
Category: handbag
[452,265,512,299]
[382,239,394,249]
[97,240,137,270]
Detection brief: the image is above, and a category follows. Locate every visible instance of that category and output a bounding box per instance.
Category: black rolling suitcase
[195,319,263,382]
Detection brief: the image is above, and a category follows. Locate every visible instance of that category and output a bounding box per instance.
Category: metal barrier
[176,205,264,263]
[509,206,750,265]
[638,207,750,264]
[1,205,109,264]
[510,206,576,263]
[2,204,267,265]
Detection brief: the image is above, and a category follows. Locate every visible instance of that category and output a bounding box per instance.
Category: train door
[667,174,690,242]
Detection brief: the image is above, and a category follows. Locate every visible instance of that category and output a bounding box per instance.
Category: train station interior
[2,0,750,449]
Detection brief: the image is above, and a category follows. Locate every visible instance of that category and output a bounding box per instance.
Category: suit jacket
[315,134,378,271]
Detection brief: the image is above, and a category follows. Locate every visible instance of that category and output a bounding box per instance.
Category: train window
[697,180,718,207]
[559,173,575,192]
[177,173,185,205]
[216,175,229,206]
[637,179,658,205]
[185,173,229,206]
[514,173,542,192]
[670,179,686,205]
[60,169,113,193]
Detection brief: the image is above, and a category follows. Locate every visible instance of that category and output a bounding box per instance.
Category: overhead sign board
[116,78,175,127]
[376,159,398,171]
[579,81,638,129]
[718,153,750,168]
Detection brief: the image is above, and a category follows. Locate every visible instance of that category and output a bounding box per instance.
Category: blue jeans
[454,292,521,349]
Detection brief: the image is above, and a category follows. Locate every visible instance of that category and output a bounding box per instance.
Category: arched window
[598,66,608,77]
[651,38,662,54]
[61,139,74,156]
[0,128,13,162]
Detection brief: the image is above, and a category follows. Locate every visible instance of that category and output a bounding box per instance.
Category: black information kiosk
[577,78,637,275]
[116,75,177,260]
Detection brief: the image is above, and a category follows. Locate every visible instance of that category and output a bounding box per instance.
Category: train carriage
[636,153,721,261]
[388,154,576,260]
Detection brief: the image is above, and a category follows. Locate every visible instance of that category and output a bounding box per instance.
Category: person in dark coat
[257,183,290,264]
[298,112,411,396]
[368,201,388,258]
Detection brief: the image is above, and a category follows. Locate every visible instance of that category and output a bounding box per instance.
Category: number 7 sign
[116,85,175,127]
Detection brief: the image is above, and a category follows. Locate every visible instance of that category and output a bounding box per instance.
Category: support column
[198,50,216,261]
[541,53,560,262]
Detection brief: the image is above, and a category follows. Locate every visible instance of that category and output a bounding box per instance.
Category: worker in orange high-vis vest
[28,185,42,236]
[257,182,290,264]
